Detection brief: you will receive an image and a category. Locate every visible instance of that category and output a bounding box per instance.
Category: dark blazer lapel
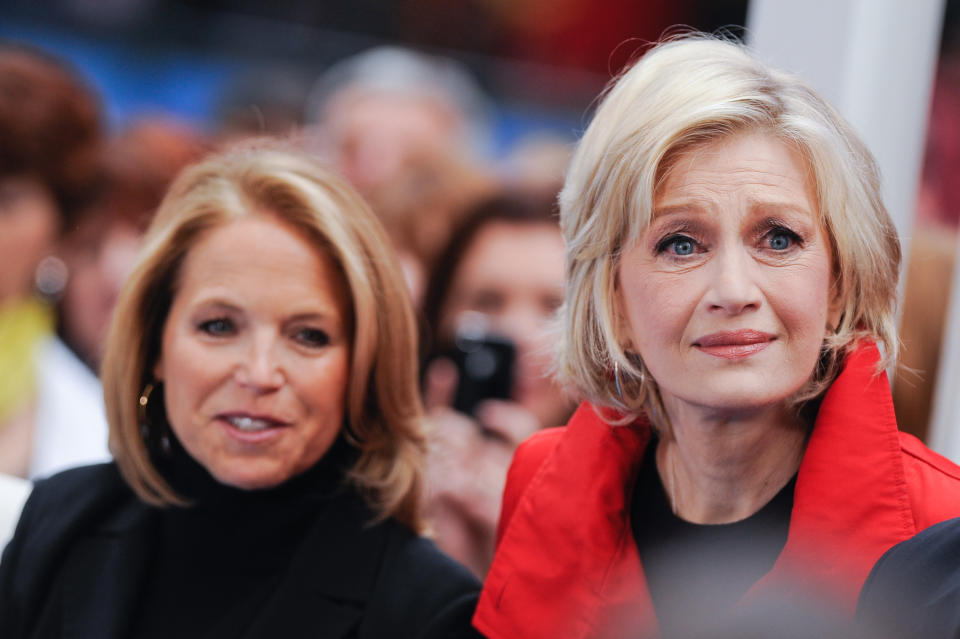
[59,499,157,639]
[240,491,388,639]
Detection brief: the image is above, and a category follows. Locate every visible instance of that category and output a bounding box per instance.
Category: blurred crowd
[0,41,576,576]
[1,25,960,581]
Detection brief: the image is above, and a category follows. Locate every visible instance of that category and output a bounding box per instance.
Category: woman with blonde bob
[474,35,960,639]
[0,146,481,638]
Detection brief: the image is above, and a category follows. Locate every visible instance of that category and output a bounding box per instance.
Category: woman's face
[155,214,351,490]
[618,131,837,416]
[441,220,567,426]
[59,215,143,368]
[0,176,59,302]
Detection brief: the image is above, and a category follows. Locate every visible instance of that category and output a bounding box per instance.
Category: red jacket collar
[476,343,914,639]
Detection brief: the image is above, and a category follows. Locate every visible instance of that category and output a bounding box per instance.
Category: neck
[654,399,807,524]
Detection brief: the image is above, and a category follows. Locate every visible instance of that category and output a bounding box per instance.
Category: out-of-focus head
[308,46,492,191]
[424,192,570,427]
[217,66,312,141]
[58,119,208,370]
[102,144,425,530]
[557,35,900,419]
[0,43,101,302]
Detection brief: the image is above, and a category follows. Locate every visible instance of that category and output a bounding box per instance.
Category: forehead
[655,131,817,210]
[174,214,349,312]
[456,221,564,284]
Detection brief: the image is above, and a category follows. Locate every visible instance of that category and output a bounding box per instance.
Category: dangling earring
[139,382,171,456]
[34,255,69,302]
[614,361,626,401]
[614,355,648,404]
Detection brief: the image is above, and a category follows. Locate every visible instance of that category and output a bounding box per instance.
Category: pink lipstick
[693,330,775,360]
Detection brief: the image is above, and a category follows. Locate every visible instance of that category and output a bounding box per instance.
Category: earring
[34,255,68,302]
[614,361,626,401]
[614,355,648,404]
[139,382,171,455]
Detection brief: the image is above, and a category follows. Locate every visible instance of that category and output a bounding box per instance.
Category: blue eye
[767,228,799,251]
[198,318,234,335]
[658,235,697,256]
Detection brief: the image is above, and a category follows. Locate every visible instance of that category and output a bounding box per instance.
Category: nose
[703,248,762,316]
[234,332,284,391]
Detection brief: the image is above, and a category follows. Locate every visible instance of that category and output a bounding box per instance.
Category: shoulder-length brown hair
[101,144,426,531]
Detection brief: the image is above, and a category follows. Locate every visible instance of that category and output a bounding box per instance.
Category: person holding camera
[421,192,574,578]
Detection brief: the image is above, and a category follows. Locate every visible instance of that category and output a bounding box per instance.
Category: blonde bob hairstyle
[557,35,901,424]
[101,145,426,531]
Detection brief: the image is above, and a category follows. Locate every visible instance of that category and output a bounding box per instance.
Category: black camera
[440,315,516,418]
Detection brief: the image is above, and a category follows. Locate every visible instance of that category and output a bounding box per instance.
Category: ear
[153,356,165,382]
[826,282,844,333]
[611,269,636,353]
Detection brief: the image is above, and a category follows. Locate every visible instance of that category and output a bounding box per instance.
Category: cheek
[621,271,700,352]
[156,328,219,428]
[296,351,351,419]
[766,260,833,339]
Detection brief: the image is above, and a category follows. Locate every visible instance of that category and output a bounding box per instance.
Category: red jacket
[473,344,960,638]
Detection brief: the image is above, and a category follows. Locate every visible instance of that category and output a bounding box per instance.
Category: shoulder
[0,475,31,551]
[858,517,960,638]
[2,463,135,588]
[507,427,565,490]
[31,338,110,479]
[19,463,126,525]
[363,519,482,639]
[898,432,960,529]
[0,463,139,635]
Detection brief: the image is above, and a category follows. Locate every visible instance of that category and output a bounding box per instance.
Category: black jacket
[856,516,960,639]
[0,463,482,639]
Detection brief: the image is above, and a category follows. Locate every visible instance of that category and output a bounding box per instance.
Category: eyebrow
[191,297,340,323]
[651,200,814,220]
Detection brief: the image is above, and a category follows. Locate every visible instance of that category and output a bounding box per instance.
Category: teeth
[228,416,272,432]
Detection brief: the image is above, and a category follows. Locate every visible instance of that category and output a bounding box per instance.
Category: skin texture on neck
[654,398,807,524]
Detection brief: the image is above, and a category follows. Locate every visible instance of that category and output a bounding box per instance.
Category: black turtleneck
[130,432,358,639]
[631,438,796,638]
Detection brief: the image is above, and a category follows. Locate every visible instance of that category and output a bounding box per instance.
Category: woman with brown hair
[0,146,480,638]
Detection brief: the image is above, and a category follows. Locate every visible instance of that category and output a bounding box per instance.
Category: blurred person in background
[0,146,482,639]
[856,515,960,638]
[0,43,104,480]
[307,46,495,305]
[57,118,208,372]
[22,120,208,481]
[217,65,313,143]
[0,474,29,554]
[473,36,960,639]
[420,192,574,577]
[497,133,572,198]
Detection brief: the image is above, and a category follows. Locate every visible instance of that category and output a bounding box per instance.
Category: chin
[688,383,804,414]
[210,464,291,491]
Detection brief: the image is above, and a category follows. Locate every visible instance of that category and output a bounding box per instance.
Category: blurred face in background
[58,211,143,368]
[322,90,460,192]
[0,176,60,303]
[440,220,568,427]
